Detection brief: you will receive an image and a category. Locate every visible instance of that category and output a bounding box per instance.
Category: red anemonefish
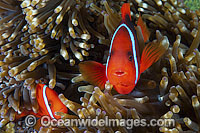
[16,84,68,120]
[79,3,167,94]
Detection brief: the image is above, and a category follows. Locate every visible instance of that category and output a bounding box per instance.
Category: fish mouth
[113,71,127,77]
[117,82,129,87]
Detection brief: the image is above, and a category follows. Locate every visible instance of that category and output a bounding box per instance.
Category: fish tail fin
[140,37,169,73]
[137,14,150,42]
[121,3,131,21]
[79,61,107,90]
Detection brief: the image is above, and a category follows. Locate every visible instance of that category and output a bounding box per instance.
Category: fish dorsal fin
[79,61,107,90]
[137,14,150,42]
[121,3,131,21]
[140,38,169,73]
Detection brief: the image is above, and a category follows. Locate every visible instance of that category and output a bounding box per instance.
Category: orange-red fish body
[79,3,167,94]
[36,84,68,119]
[106,17,141,94]
[16,84,68,120]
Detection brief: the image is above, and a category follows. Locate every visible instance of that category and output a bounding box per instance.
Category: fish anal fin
[121,3,131,21]
[15,110,37,120]
[137,14,150,42]
[140,38,169,73]
[79,61,107,90]
[15,111,27,120]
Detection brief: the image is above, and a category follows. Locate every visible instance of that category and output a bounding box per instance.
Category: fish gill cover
[0,0,199,133]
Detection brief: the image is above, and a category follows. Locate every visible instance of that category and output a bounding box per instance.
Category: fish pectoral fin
[79,61,107,90]
[137,14,150,43]
[140,38,169,73]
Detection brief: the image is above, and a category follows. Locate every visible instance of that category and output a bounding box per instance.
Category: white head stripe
[43,85,55,119]
[106,23,139,84]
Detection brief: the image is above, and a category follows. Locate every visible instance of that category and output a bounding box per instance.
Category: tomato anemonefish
[79,3,168,94]
[16,84,68,120]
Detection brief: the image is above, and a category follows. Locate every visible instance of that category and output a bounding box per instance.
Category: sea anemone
[158,25,200,132]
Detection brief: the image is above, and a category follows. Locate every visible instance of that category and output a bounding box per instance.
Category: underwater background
[0,0,200,132]
[184,0,200,11]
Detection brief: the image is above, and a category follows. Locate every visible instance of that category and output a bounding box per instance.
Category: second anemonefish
[16,84,68,120]
[78,3,168,94]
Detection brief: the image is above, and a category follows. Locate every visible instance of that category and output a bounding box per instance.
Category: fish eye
[48,102,52,107]
[127,51,133,61]
[129,55,133,61]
